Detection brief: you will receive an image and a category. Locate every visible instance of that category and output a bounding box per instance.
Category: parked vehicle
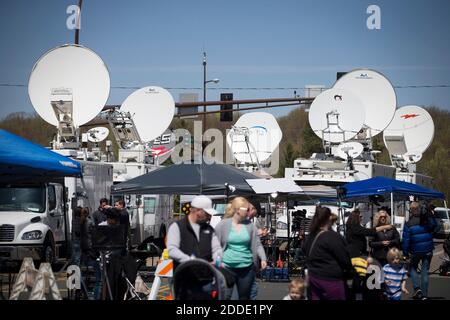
[0,161,113,265]
[112,162,174,248]
[434,207,450,239]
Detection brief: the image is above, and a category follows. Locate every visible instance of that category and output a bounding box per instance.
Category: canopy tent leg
[391,192,395,225]
[286,194,290,280]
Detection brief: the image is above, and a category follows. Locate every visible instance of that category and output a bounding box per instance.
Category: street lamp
[202,52,219,131]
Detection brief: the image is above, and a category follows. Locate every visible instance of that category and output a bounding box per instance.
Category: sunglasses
[239,207,249,212]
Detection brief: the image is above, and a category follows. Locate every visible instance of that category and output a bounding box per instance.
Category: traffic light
[220,93,233,122]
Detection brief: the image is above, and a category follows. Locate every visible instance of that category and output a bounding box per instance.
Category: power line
[1,83,450,90]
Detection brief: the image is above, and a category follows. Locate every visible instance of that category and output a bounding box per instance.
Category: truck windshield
[0,187,46,213]
[435,209,449,220]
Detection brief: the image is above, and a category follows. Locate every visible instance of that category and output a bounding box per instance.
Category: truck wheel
[42,237,56,264]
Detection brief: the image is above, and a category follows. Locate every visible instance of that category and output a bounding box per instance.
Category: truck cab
[0,182,66,264]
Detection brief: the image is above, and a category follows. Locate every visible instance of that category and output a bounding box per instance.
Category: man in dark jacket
[402,202,438,300]
[115,199,131,256]
[92,198,109,226]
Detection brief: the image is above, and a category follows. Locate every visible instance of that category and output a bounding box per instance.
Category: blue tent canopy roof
[0,129,81,180]
[342,176,444,201]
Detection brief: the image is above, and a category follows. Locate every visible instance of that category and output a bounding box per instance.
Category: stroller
[173,259,234,300]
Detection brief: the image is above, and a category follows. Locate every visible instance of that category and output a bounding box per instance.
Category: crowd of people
[70,198,131,300]
[70,194,441,301]
[302,201,439,300]
[167,196,440,301]
[168,195,267,300]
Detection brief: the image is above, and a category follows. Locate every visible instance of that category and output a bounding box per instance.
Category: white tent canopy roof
[245,178,337,198]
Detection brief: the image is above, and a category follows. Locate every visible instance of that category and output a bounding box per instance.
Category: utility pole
[74,0,83,44]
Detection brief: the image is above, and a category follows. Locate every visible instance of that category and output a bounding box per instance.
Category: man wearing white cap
[167,195,223,268]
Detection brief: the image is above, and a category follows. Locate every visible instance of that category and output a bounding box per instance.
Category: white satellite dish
[308,88,365,143]
[28,44,110,127]
[226,112,282,163]
[334,142,364,160]
[333,69,396,137]
[87,127,110,143]
[121,86,175,143]
[383,105,434,162]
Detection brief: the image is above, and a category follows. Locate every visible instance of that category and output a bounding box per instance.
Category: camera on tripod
[291,209,307,231]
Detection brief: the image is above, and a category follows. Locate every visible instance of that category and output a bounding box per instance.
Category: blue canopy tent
[342,176,444,202]
[0,129,81,182]
[341,176,445,226]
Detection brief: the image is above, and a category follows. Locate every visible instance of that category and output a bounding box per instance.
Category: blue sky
[1,0,449,120]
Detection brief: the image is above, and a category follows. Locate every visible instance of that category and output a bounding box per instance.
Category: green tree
[299,121,322,158]
[0,112,56,146]
[276,142,300,177]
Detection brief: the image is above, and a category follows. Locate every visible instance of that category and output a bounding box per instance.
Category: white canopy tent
[245,178,337,198]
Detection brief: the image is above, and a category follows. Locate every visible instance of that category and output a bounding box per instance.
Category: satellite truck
[0,45,113,266]
[277,69,438,239]
[106,85,177,246]
[0,44,180,268]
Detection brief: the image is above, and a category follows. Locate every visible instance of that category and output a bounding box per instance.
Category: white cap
[191,195,217,216]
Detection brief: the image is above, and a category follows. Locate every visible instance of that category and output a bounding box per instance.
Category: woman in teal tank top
[215,197,267,300]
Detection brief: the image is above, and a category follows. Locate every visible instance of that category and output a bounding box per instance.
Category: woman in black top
[346,209,393,300]
[369,210,400,266]
[346,210,393,258]
[303,206,353,300]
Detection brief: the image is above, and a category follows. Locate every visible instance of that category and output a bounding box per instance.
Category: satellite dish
[308,88,365,143]
[333,69,396,137]
[87,127,110,143]
[121,86,175,142]
[146,129,176,164]
[226,112,282,163]
[334,142,364,160]
[28,44,110,127]
[383,105,434,161]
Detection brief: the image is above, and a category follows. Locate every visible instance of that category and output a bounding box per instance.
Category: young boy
[283,278,306,300]
[383,248,409,300]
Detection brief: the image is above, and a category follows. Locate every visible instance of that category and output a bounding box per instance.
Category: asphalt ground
[1,243,449,300]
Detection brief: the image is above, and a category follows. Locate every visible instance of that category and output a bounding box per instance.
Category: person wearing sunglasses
[215,197,267,300]
[369,209,400,267]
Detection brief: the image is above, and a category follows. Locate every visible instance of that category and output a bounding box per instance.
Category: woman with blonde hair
[369,209,400,266]
[215,197,267,299]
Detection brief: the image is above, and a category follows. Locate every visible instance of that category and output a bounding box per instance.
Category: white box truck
[0,161,113,265]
